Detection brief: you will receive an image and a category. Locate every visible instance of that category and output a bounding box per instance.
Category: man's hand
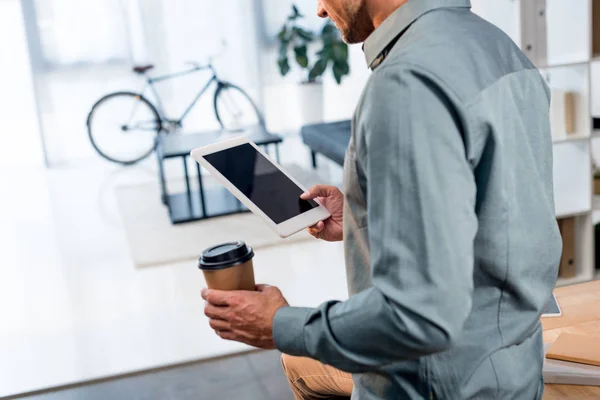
[301,185,344,242]
[201,284,289,349]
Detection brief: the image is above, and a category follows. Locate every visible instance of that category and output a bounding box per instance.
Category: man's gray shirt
[273,1,561,398]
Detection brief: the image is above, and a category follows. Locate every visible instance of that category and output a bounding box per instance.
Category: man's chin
[342,30,369,45]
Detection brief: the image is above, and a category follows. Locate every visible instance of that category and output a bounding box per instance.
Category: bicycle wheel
[213,82,264,132]
[87,92,161,165]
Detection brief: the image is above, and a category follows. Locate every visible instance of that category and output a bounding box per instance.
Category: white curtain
[0,0,45,167]
[34,0,131,65]
[471,0,521,46]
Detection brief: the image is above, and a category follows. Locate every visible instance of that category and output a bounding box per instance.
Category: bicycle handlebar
[185,61,201,68]
[179,41,229,73]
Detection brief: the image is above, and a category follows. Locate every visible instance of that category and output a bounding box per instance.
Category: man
[201,0,561,398]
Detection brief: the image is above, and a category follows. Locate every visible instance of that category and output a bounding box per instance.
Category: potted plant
[277,4,350,124]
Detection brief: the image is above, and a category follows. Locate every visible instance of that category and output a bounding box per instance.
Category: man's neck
[367,0,409,29]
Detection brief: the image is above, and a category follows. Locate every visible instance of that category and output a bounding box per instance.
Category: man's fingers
[204,304,228,319]
[209,318,231,331]
[204,289,232,306]
[301,185,334,200]
[308,221,325,238]
[217,330,238,342]
[308,221,324,232]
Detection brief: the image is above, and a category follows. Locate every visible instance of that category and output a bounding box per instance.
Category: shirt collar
[363,0,472,69]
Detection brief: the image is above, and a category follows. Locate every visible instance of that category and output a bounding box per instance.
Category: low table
[301,120,351,168]
[542,281,600,399]
[155,127,283,224]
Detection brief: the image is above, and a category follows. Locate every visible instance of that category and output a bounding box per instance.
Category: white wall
[322,46,371,121]
[545,0,590,65]
[471,0,521,46]
[0,0,45,167]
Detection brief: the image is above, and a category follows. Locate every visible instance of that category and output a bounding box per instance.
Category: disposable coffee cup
[198,241,256,291]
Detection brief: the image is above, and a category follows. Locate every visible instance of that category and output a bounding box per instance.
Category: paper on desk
[544,344,600,386]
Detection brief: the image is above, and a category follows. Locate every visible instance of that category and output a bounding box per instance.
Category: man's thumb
[301,185,329,200]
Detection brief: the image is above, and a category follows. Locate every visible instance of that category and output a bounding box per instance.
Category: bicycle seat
[133,65,154,74]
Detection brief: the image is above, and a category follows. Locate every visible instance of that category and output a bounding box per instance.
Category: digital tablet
[542,294,562,318]
[190,136,331,238]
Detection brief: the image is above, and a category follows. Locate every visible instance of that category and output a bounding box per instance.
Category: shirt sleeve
[273,66,478,373]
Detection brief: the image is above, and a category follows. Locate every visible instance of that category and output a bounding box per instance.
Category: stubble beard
[339,0,373,44]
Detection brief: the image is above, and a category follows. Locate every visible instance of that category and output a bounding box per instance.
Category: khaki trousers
[281,354,354,400]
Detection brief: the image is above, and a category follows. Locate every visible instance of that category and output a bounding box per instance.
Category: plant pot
[594,177,600,195]
[297,82,324,125]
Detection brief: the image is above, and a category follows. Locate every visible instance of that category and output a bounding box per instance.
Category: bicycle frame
[141,64,222,125]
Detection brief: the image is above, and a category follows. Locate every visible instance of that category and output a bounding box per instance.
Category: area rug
[115,164,326,267]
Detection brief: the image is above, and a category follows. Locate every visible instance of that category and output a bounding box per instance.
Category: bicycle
[86,52,264,165]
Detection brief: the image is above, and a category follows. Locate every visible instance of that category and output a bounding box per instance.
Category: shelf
[538,60,590,69]
[556,208,591,219]
[552,133,590,144]
[556,273,594,287]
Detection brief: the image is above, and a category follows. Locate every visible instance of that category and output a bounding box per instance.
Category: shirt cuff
[273,306,312,357]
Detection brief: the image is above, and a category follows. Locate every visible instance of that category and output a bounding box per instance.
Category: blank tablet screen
[203,143,318,224]
[543,294,561,316]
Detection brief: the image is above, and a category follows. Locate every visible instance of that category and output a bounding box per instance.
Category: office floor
[16,350,293,400]
[0,133,347,397]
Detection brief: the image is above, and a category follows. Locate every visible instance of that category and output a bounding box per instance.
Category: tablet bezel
[190,136,331,238]
[541,294,562,318]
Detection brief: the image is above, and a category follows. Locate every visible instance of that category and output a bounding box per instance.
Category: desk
[155,127,283,224]
[542,280,600,399]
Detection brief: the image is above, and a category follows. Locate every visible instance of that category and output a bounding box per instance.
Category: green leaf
[322,21,336,36]
[278,26,288,41]
[316,46,332,60]
[278,57,291,76]
[321,21,341,46]
[296,55,309,68]
[294,45,307,57]
[332,42,348,61]
[334,59,350,75]
[289,4,303,20]
[294,45,309,68]
[333,61,350,84]
[309,58,328,82]
[279,40,289,59]
[332,64,344,84]
[293,27,314,42]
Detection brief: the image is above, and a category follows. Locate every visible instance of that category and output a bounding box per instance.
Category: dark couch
[301,120,352,168]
